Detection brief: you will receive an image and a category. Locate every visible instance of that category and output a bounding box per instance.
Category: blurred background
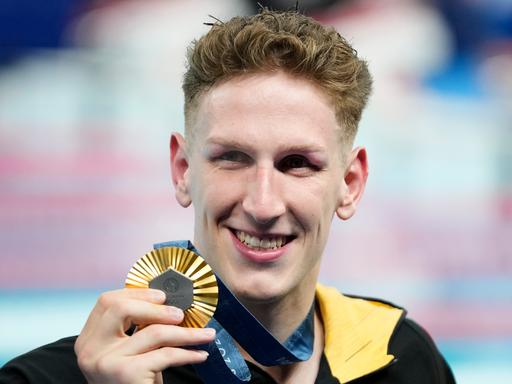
[0,0,511,381]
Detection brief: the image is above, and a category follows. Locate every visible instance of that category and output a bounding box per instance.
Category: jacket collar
[316,284,405,383]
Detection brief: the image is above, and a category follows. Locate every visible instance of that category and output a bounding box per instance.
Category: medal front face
[125,247,218,328]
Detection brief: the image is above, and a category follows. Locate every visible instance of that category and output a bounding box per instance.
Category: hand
[75,288,215,384]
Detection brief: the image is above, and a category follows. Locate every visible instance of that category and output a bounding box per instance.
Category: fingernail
[203,328,216,337]
[151,289,166,301]
[198,350,209,358]
[168,306,184,320]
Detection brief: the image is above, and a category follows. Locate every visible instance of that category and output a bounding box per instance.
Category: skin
[76,71,368,384]
[75,289,216,384]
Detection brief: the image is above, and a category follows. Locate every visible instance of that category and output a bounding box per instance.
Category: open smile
[230,229,295,250]
[228,228,296,263]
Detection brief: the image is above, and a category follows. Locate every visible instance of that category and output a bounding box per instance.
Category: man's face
[172,71,366,305]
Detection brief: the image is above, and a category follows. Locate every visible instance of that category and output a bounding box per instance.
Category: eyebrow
[205,137,247,148]
[205,137,327,154]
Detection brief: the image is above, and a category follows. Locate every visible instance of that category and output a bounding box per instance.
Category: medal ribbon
[154,240,315,383]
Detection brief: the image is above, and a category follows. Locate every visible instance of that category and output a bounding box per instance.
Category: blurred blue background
[1,0,511,382]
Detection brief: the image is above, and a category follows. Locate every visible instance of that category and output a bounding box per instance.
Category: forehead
[189,72,342,155]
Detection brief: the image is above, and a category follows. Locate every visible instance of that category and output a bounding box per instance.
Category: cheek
[193,169,243,219]
[286,177,339,224]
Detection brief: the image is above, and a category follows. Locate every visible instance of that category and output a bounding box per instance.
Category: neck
[240,278,317,343]
[240,308,325,383]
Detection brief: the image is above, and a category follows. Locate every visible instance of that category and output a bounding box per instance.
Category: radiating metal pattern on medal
[125,247,218,328]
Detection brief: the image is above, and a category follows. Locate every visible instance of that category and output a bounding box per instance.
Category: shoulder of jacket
[388,318,456,383]
[315,284,405,383]
[315,284,455,384]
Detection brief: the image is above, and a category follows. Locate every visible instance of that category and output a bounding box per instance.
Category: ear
[336,147,369,220]
[170,133,192,207]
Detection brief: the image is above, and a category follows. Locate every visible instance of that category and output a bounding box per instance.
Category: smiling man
[0,8,455,384]
[173,72,350,309]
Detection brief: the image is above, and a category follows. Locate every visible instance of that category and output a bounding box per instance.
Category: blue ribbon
[154,240,315,384]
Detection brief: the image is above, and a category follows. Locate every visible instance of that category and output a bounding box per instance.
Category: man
[0,8,455,384]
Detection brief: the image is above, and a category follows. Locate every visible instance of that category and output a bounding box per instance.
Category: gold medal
[125,246,218,328]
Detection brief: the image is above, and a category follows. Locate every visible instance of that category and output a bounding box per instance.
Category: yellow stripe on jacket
[316,284,404,383]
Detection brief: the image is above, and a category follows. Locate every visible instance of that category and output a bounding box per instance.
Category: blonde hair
[183,8,372,145]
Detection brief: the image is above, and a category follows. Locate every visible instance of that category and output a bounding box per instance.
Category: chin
[230,278,289,305]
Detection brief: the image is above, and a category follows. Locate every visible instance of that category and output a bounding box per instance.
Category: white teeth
[249,236,260,248]
[235,231,288,250]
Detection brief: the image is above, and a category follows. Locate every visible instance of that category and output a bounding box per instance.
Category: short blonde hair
[183,8,372,146]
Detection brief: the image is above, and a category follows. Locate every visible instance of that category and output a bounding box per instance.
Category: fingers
[95,289,167,318]
[88,347,209,383]
[75,288,215,383]
[79,288,168,340]
[140,347,209,373]
[98,299,184,339]
[123,325,216,355]
[77,288,172,357]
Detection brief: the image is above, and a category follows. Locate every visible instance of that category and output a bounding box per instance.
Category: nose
[242,166,286,225]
